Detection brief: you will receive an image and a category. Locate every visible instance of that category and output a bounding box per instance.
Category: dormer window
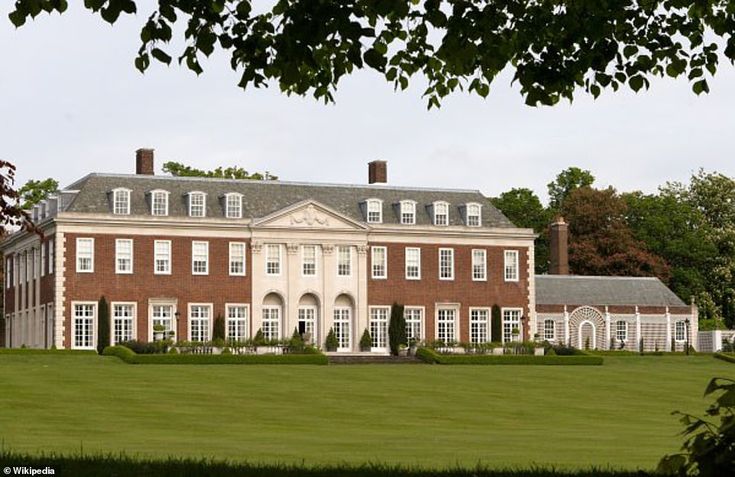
[32,206,39,223]
[188,192,206,217]
[40,202,47,219]
[400,200,416,225]
[112,188,131,215]
[433,201,449,226]
[225,193,243,219]
[366,198,383,224]
[150,190,169,216]
[466,202,482,227]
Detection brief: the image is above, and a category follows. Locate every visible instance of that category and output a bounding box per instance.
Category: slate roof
[61,173,516,228]
[535,275,687,307]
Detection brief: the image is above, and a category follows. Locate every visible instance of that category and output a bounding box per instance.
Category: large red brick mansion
[2,150,698,352]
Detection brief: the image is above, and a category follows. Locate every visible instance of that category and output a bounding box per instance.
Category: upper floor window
[229,242,246,276]
[405,247,421,280]
[225,193,243,219]
[400,200,416,225]
[371,246,387,279]
[192,241,209,275]
[439,248,454,280]
[472,249,487,281]
[115,239,134,274]
[48,239,54,275]
[302,245,317,276]
[504,250,519,281]
[154,240,171,275]
[150,190,169,216]
[337,246,351,276]
[366,199,382,223]
[112,188,131,215]
[433,201,449,226]
[466,202,482,227]
[188,192,206,217]
[266,244,281,276]
[76,238,94,273]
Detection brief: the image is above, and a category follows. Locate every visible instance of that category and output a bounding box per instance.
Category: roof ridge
[537,275,661,281]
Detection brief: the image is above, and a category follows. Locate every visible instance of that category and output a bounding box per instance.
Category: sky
[2,3,734,204]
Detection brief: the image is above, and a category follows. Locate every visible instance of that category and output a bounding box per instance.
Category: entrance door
[369,307,389,352]
[579,321,596,350]
[298,306,317,344]
[333,307,351,352]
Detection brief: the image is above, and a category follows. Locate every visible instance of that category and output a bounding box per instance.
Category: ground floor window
[404,307,423,342]
[73,303,95,349]
[616,321,628,342]
[469,308,489,344]
[502,308,522,343]
[226,305,248,342]
[436,308,457,343]
[112,303,135,344]
[543,319,555,341]
[152,304,174,340]
[298,306,316,342]
[262,306,281,342]
[189,305,211,342]
[675,321,687,342]
[369,307,389,349]
[333,308,351,350]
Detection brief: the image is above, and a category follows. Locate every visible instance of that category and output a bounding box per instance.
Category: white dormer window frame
[112,188,132,215]
[465,202,482,227]
[188,191,207,217]
[225,192,243,219]
[400,200,417,225]
[150,189,170,216]
[366,198,383,224]
[433,201,449,226]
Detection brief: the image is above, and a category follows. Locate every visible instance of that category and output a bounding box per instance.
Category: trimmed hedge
[416,348,603,365]
[714,352,735,364]
[103,346,328,365]
[0,348,97,355]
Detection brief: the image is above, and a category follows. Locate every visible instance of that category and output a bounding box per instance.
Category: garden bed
[714,352,735,364]
[416,348,603,365]
[102,345,327,365]
[0,348,97,355]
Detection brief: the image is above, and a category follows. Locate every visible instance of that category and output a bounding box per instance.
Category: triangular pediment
[252,200,368,230]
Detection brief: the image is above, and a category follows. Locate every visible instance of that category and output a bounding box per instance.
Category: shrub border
[714,352,735,364]
[102,346,328,365]
[0,349,97,355]
[416,347,603,365]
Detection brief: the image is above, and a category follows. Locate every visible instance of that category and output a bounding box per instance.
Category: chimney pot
[368,160,387,184]
[549,216,570,275]
[136,148,155,175]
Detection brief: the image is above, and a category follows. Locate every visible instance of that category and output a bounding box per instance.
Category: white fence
[698,330,735,352]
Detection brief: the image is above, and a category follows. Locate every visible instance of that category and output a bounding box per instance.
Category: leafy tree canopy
[1,160,33,233]
[162,161,277,180]
[547,167,595,211]
[18,178,59,209]
[9,1,735,108]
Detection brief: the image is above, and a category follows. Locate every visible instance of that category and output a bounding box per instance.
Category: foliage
[288,328,305,354]
[96,296,109,355]
[547,167,595,211]
[18,177,58,209]
[119,340,171,354]
[10,1,734,109]
[212,315,225,341]
[657,377,735,477]
[491,305,502,344]
[252,329,265,346]
[0,160,34,233]
[102,345,327,365]
[325,328,338,352]
[0,348,96,355]
[388,303,406,356]
[713,352,735,364]
[162,161,276,181]
[359,329,372,352]
[416,348,602,366]
[548,343,586,356]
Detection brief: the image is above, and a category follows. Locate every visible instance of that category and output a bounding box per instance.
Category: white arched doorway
[333,294,354,352]
[569,306,604,350]
[262,292,284,341]
[297,293,320,345]
[578,320,596,350]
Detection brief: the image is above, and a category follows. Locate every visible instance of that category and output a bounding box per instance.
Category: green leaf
[629,75,644,92]
[692,79,709,95]
[151,48,172,65]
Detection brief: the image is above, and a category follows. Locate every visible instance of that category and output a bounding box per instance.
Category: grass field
[0,354,732,471]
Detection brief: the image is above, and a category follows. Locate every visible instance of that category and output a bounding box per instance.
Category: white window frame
[154,240,172,275]
[439,248,454,280]
[112,188,131,215]
[225,193,243,219]
[40,244,46,277]
[371,246,387,279]
[472,249,487,281]
[400,200,416,225]
[150,190,169,216]
[188,303,213,342]
[404,306,424,342]
[115,239,134,274]
[504,250,519,282]
[615,320,628,342]
[261,305,282,341]
[301,244,318,277]
[337,245,352,277]
[5,257,10,288]
[469,307,491,344]
[229,242,247,276]
[265,244,282,276]
[226,304,250,341]
[48,238,54,275]
[191,241,209,275]
[502,308,523,343]
[405,247,421,280]
[435,306,459,343]
[111,302,137,345]
[465,202,482,227]
[149,302,176,342]
[71,301,97,350]
[366,198,383,224]
[543,319,556,341]
[433,201,449,226]
[368,306,390,350]
[675,321,687,342]
[76,238,94,273]
[188,191,207,217]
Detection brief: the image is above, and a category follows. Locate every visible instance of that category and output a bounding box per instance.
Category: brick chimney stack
[368,160,387,184]
[549,216,570,275]
[136,148,155,175]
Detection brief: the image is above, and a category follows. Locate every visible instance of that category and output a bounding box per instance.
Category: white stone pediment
[253,200,367,230]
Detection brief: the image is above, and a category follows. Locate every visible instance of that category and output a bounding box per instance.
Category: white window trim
[337,245,352,277]
[472,248,487,281]
[366,198,383,224]
[405,247,421,280]
[148,300,177,342]
[187,303,213,342]
[371,246,387,279]
[438,247,455,281]
[191,241,209,275]
[154,240,172,275]
[265,244,282,276]
[110,301,138,346]
[501,307,524,344]
[504,250,520,282]
[76,238,94,273]
[48,238,54,275]
[434,304,460,342]
[112,188,132,215]
[433,201,449,226]
[224,192,244,219]
[543,319,556,341]
[71,301,97,350]
[225,303,250,341]
[301,244,318,277]
[188,191,207,217]
[115,239,134,275]
[675,321,687,342]
[400,200,417,225]
[261,304,283,341]
[615,320,628,342]
[465,202,482,227]
[150,189,170,216]
[469,307,492,343]
[40,244,46,278]
[228,242,247,276]
[404,305,426,341]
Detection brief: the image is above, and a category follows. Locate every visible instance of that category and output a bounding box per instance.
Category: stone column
[356,244,369,352]
[563,305,570,346]
[665,307,672,351]
[321,244,335,350]
[635,306,642,351]
[286,243,300,340]
[605,306,611,350]
[249,241,263,338]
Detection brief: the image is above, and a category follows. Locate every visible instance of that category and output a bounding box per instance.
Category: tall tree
[547,167,595,211]
[18,178,59,209]
[1,160,33,233]
[162,161,277,180]
[9,1,734,108]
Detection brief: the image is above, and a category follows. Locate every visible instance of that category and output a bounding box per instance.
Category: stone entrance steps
[327,354,423,364]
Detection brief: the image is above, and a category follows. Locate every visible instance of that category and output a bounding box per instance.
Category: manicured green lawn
[0,354,731,470]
